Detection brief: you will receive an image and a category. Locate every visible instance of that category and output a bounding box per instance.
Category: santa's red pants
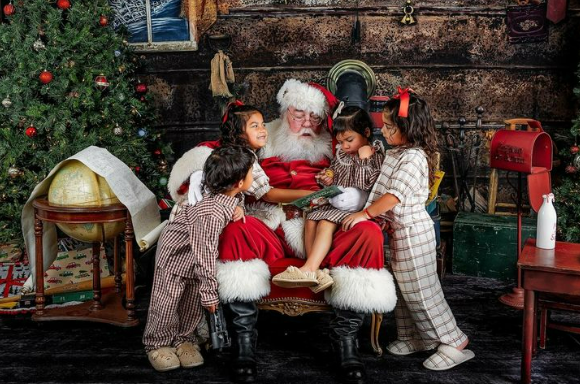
[218,216,384,269]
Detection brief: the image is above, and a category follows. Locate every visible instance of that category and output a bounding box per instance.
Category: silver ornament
[574,154,580,169]
[2,96,11,108]
[33,39,46,51]
[114,125,123,136]
[8,166,22,179]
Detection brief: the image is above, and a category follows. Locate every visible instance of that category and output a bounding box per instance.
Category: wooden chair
[537,293,580,350]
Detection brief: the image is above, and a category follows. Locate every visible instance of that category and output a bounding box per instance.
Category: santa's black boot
[330,308,366,384]
[227,301,258,383]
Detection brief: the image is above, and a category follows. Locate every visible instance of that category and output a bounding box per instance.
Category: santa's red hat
[276,79,339,126]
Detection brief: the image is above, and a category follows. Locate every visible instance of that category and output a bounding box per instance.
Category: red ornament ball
[154,149,162,156]
[99,15,108,26]
[134,166,141,173]
[39,70,53,84]
[94,74,110,91]
[3,3,15,16]
[135,83,148,94]
[57,0,70,10]
[565,165,577,174]
[571,146,579,155]
[26,126,37,137]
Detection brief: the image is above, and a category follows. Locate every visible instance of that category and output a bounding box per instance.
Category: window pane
[110,0,191,44]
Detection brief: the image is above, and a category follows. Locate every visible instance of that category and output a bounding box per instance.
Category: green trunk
[452,212,537,282]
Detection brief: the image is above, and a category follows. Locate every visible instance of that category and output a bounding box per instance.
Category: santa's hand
[187,170,204,206]
[329,187,368,212]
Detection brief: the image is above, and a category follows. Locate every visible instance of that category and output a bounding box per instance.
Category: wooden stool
[31,198,138,327]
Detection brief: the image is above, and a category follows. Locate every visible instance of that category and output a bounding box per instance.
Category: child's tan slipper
[176,341,204,368]
[147,347,180,372]
[272,266,318,288]
[310,268,334,293]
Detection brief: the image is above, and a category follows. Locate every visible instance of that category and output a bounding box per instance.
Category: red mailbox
[489,118,553,212]
[490,119,552,174]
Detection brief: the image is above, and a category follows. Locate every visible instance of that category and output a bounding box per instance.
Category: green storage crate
[452,212,536,281]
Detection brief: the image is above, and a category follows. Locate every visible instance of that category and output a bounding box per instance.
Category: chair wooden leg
[539,307,548,349]
[370,313,383,356]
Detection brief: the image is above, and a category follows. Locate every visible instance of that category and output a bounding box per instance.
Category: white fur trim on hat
[281,217,305,259]
[167,146,213,203]
[245,201,286,231]
[216,259,271,303]
[325,266,397,314]
[277,79,328,118]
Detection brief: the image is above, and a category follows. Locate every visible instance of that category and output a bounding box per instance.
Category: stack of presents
[0,239,110,313]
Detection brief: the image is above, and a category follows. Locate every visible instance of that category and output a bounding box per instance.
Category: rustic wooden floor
[1,275,579,384]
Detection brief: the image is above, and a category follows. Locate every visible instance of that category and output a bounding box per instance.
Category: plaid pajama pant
[142,266,205,352]
[389,220,467,348]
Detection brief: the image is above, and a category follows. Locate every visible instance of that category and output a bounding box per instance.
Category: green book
[290,186,343,209]
[50,290,94,304]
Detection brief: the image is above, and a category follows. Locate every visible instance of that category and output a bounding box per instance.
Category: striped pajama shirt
[367,147,467,348]
[143,193,238,352]
[307,141,385,223]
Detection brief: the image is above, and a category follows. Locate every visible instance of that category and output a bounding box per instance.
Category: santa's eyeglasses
[287,108,323,126]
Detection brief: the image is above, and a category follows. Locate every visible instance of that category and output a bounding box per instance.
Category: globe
[47,160,125,242]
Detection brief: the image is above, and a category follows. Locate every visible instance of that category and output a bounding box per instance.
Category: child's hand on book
[315,168,334,186]
[232,206,246,223]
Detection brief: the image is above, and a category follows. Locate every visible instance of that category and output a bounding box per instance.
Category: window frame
[113,0,198,53]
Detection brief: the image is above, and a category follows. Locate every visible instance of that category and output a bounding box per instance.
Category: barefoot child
[342,88,474,371]
[272,106,385,292]
[143,145,255,372]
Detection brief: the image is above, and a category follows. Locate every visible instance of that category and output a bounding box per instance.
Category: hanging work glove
[328,187,368,212]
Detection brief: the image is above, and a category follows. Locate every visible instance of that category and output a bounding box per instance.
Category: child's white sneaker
[176,341,204,368]
[147,346,180,372]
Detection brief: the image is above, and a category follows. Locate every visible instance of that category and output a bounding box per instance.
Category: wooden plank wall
[143,0,580,203]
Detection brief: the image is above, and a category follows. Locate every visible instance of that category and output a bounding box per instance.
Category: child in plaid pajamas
[272,106,384,292]
[342,89,475,371]
[143,146,255,372]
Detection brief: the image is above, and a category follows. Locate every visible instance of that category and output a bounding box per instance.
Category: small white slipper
[176,341,204,368]
[272,266,318,288]
[147,346,180,372]
[423,344,475,371]
[310,268,334,293]
[386,339,437,356]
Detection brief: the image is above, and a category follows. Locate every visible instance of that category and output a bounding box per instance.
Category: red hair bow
[222,100,244,123]
[392,87,414,118]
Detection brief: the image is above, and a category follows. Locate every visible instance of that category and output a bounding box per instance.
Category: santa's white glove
[329,187,368,212]
[187,170,204,206]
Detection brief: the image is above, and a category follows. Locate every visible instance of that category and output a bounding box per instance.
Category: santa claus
[167,79,395,384]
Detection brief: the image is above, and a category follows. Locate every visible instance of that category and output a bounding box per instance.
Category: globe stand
[31,198,138,327]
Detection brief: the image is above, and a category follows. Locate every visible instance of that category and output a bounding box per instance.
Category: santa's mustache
[295,127,317,137]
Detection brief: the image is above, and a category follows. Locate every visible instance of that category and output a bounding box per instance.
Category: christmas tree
[0,1,172,244]
[554,59,580,243]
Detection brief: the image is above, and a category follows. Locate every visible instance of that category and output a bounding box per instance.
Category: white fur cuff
[167,146,213,202]
[281,218,305,259]
[325,267,397,314]
[246,202,286,231]
[216,259,271,303]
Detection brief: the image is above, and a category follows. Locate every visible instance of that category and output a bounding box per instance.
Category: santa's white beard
[268,118,333,163]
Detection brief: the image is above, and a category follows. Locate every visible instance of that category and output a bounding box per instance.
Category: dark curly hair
[332,106,373,140]
[383,93,439,186]
[202,146,255,194]
[220,104,264,147]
